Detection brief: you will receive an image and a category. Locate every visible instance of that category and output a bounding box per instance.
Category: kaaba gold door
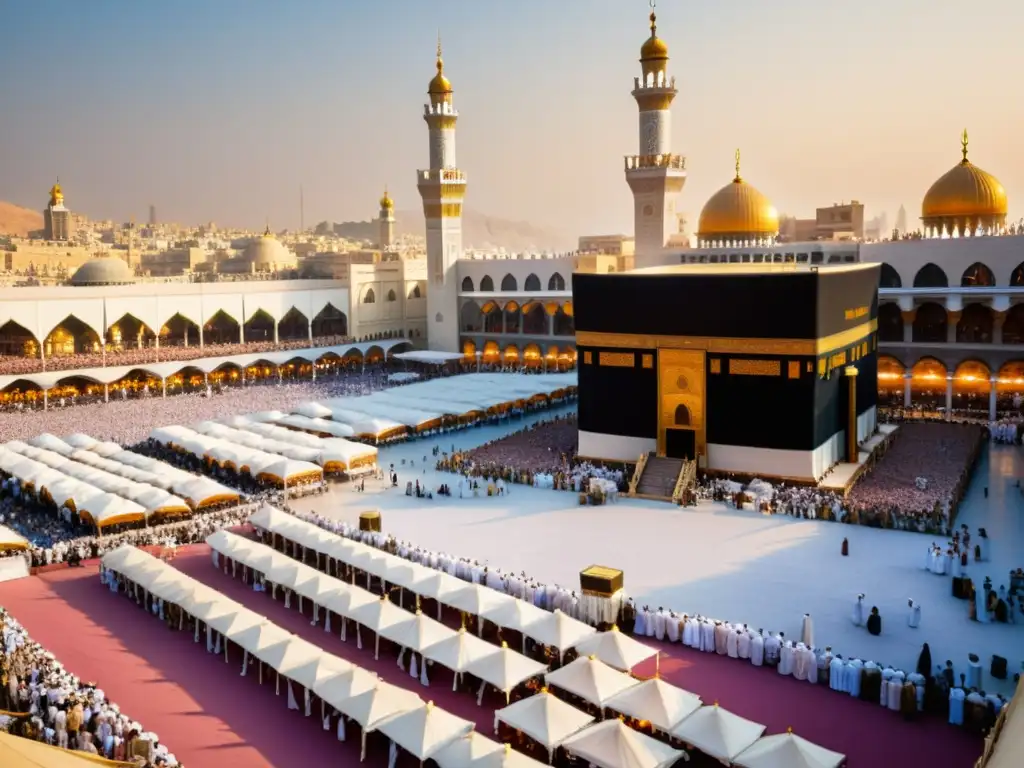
[657,348,706,458]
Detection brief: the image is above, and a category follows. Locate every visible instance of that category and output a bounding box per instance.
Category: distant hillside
[330,208,573,252]
[0,202,43,237]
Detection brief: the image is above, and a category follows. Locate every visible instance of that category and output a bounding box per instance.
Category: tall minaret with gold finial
[378,186,395,251]
[417,34,466,351]
[625,3,686,264]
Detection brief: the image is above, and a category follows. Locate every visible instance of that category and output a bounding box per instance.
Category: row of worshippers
[0,503,257,569]
[0,608,179,766]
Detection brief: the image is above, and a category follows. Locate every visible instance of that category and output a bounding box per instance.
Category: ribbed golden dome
[379,187,394,210]
[640,12,669,63]
[922,131,1007,222]
[428,36,453,102]
[49,180,64,207]
[698,151,779,238]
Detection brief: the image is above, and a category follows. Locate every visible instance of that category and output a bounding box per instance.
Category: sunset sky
[1,0,1021,238]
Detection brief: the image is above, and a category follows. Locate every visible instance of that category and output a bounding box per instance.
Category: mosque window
[524,273,541,292]
[500,274,518,291]
[811,252,824,264]
[461,276,474,292]
[480,275,494,292]
[386,289,397,302]
[547,273,566,290]
[363,288,376,304]
[408,284,422,299]
[879,264,901,287]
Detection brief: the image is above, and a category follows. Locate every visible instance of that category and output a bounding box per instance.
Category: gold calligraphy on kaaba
[599,351,635,368]
[844,306,869,321]
[729,359,781,376]
[709,359,722,374]
[583,351,593,364]
[788,361,801,379]
[641,354,654,369]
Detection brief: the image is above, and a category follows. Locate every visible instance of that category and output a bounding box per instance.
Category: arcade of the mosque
[1,7,1022,426]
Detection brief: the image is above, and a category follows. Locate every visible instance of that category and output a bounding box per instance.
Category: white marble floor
[292,407,1024,695]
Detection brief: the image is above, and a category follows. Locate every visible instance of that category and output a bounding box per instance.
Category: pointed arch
[277,306,309,341]
[877,355,906,390]
[503,301,521,333]
[522,302,548,335]
[879,263,901,288]
[500,274,518,292]
[912,263,948,288]
[407,283,422,300]
[311,303,347,337]
[548,272,566,291]
[523,343,542,365]
[911,302,947,343]
[503,344,520,361]
[479,275,494,292]
[461,276,474,292]
[159,312,201,348]
[524,273,541,292]
[877,303,903,342]
[955,303,993,343]
[961,262,995,287]
[44,315,101,357]
[362,287,376,304]
[460,302,484,333]
[105,312,156,349]
[1002,304,1024,345]
[243,309,276,343]
[482,340,500,362]
[1011,263,1024,287]
[462,340,477,357]
[0,319,39,359]
[910,356,948,394]
[204,309,241,345]
[480,301,503,333]
[387,289,397,302]
[553,303,575,336]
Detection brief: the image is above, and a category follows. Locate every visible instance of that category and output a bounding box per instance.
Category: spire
[649,0,657,36]
[436,30,443,74]
[961,128,969,163]
[734,149,742,182]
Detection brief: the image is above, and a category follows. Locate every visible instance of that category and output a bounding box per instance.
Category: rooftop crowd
[0,607,180,765]
[0,330,411,376]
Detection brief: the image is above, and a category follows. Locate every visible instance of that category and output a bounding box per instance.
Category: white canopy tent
[377,700,475,764]
[573,628,659,673]
[543,656,640,709]
[334,681,424,761]
[733,731,846,768]
[493,691,595,761]
[525,610,597,659]
[559,720,684,768]
[465,644,548,705]
[604,678,702,733]
[471,743,550,768]
[421,628,499,692]
[0,525,29,552]
[432,731,505,768]
[670,704,765,763]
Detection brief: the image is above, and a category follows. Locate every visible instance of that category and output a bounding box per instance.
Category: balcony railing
[624,154,686,171]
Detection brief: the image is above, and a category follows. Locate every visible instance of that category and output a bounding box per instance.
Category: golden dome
[428,35,453,103]
[640,12,669,64]
[921,130,1007,224]
[49,180,64,206]
[697,150,779,239]
[379,187,394,210]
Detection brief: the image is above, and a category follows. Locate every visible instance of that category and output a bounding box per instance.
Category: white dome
[243,234,292,265]
[70,257,135,286]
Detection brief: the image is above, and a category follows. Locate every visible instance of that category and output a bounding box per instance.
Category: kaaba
[573,263,879,483]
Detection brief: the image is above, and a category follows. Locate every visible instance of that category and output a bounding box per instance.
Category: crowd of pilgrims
[0,331,403,377]
[0,608,180,766]
[435,415,626,493]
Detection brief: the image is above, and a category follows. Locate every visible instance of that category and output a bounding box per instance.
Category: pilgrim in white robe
[666,614,681,643]
[654,610,667,641]
[847,660,864,697]
[726,626,739,658]
[948,688,965,725]
[737,628,751,660]
[749,632,764,666]
[646,609,657,638]
[682,617,696,648]
[852,596,865,626]
[800,614,814,647]
[763,634,781,667]
[974,585,990,624]
[887,671,905,710]
[908,600,921,628]
[778,642,796,676]
[803,646,818,684]
[714,623,728,655]
[793,643,810,681]
[634,609,647,636]
[907,672,926,710]
[701,621,715,653]
[829,656,845,691]
[880,667,895,706]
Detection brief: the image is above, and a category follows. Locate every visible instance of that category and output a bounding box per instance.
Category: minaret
[378,186,395,251]
[417,34,466,352]
[625,5,686,263]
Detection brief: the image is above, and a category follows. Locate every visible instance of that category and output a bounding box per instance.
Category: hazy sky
[2,0,1022,238]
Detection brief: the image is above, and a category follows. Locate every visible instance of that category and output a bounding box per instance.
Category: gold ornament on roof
[640,1,669,64]
[428,32,453,104]
[921,129,1007,231]
[697,150,779,238]
[379,186,394,210]
[49,179,64,207]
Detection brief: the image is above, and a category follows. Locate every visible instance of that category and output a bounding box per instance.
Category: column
[945,375,954,420]
[104,384,109,403]
[947,311,961,344]
[43,389,48,411]
[903,372,912,407]
[548,312,554,335]
[993,312,1005,345]
[307,319,313,344]
[989,378,998,421]
[845,366,858,463]
[901,311,914,343]
[273,323,279,344]
[241,368,246,387]
[162,378,167,398]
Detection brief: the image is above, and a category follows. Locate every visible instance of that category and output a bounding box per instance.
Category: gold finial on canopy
[734,148,742,182]
[428,31,453,102]
[961,128,969,163]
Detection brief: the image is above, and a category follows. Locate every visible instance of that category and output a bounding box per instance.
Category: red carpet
[0,546,983,767]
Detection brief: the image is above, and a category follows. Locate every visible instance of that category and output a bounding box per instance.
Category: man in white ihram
[852,593,866,626]
[908,598,922,628]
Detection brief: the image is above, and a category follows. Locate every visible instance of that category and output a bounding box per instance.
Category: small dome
[640,12,669,64]
[922,131,1007,230]
[243,230,292,264]
[698,151,779,239]
[71,257,135,286]
[428,38,453,104]
[379,187,394,210]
